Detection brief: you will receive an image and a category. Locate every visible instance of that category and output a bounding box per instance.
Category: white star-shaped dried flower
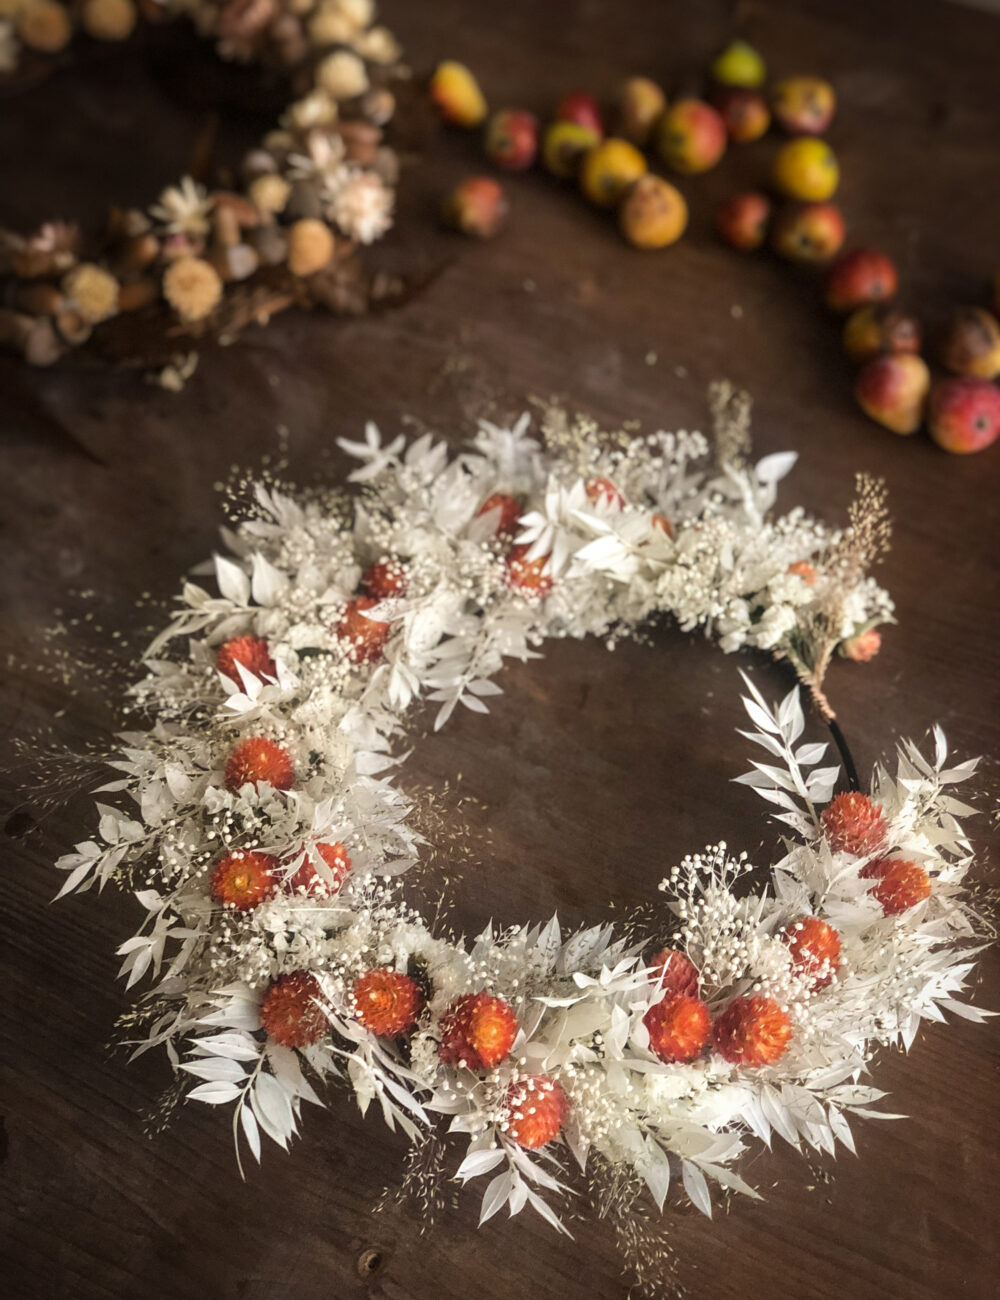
[149,176,214,237]
[329,170,393,245]
[337,421,406,482]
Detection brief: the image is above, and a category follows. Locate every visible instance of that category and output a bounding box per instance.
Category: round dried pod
[81,0,137,40]
[16,282,66,316]
[284,180,323,222]
[55,309,93,346]
[287,219,335,277]
[251,224,289,267]
[372,147,400,186]
[263,128,295,155]
[352,25,401,65]
[338,0,375,24]
[114,232,160,274]
[117,278,158,312]
[283,90,338,132]
[359,88,395,127]
[211,243,260,283]
[0,310,63,366]
[212,192,261,230]
[24,316,63,365]
[316,50,369,101]
[241,149,278,183]
[162,256,223,322]
[17,0,72,52]
[62,263,120,324]
[338,121,381,165]
[249,174,291,217]
[308,4,355,45]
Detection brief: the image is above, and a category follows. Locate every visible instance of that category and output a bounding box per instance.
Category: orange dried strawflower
[210,849,279,911]
[216,635,276,684]
[821,791,888,857]
[504,1076,568,1150]
[353,968,424,1036]
[649,947,699,998]
[714,995,792,1068]
[507,544,552,595]
[287,841,351,896]
[477,492,522,540]
[439,992,519,1069]
[644,994,711,1064]
[862,858,932,916]
[260,971,327,1048]
[780,916,842,988]
[337,595,391,664]
[362,560,408,598]
[224,737,295,792]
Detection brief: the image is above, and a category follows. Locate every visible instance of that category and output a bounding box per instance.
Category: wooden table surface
[2,2,999,1297]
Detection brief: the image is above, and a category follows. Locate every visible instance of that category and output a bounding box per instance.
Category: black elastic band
[827,717,861,792]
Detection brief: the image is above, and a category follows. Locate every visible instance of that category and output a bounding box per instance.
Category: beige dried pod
[81,0,137,40]
[17,0,72,52]
[316,49,369,100]
[352,24,400,65]
[249,174,291,216]
[286,219,335,276]
[55,309,93,346]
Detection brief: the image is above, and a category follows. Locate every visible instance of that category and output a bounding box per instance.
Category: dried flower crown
[54,391,989,1293]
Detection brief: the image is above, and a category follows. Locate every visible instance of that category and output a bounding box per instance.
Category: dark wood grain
[1,2,999,1297]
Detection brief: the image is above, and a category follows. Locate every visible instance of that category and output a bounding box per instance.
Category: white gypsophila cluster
[55,414,988,1234]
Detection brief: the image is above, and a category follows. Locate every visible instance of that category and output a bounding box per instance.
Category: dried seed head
[162,256,223,322]
[62,263,120,324]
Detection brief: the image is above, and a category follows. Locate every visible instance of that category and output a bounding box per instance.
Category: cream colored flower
[63,263,119,324]
[150,177,214,238]
[162,256,223,322]
[329,170,392,244]
[281,88,338,131]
